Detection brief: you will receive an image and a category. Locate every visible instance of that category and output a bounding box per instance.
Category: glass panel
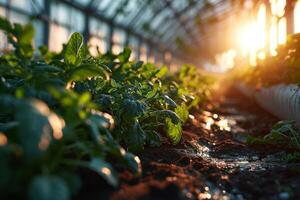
[9,11,28,24]
[29,0,45,13]
[51,3,70,26]
[0,5,6,17]
[33,20,44,48]
[150,9,172,30]
[90,18,109,38]
[154,50,163,67]
[128,36,139,60]
[171,0,189,12]
[89,36,107,55]
[113,28,125,45]
[101,0,122,17]
[0,30,7,50]
[134,7,153,29]
[0,6,7,50]
[74,0,92,6]
[148,51,155,63]
[34,0,45,9]
[51,3,84,33]
[160,21,180,40]
[140,43,148,62]
[115,0,140,24]
[10,0,32,12]
[49,23,70,52]
[70,8,85,32]
[97,0,113,11]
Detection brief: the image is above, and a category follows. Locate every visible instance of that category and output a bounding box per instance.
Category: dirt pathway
[77,86,300,200]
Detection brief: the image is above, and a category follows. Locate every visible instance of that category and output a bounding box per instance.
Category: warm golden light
[48,113,65,140]
[238,22,258,52]
[215,49,236,71]
[101,167,111,175]
[215,1,290,68]
[236,3,267,66]
[270,0,286,17]
[257,51,266,60]
[237,21,260,66]
[294,0,300,33]
[257,4,267,49]
[270,17,278,56]
[278,17,287,44]
[217,119,231,131]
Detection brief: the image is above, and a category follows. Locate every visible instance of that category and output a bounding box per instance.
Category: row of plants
[230,33,300,162]
[0,18,214,199]
[247,120,300,162]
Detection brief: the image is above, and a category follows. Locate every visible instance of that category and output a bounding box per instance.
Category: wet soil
[76,86,300,200]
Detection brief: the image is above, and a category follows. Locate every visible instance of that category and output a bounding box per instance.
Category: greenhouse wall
[0,0,192,69]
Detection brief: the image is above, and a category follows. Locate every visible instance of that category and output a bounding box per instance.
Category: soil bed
[75,86,300,200]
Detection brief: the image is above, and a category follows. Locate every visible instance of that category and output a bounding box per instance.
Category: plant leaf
[162,94,177,108]
[64,32,84,66]
[89,157,118,187]
[175,104,189,122]
[165,118,182,145]
[126,120,146,152]
[68,64,103,81]
[150,110,181,124]
[16,99,52,157]
[118,47,131,63]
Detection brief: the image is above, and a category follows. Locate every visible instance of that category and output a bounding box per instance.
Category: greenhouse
[1,0,300,199]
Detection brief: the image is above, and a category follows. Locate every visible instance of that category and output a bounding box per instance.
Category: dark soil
[75,86,300,200]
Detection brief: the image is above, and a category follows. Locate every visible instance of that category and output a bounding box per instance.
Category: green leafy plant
[247,120,300,162]
[0,17,213,199]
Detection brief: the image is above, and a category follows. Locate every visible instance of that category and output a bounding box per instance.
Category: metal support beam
[137,38,141,59]
[108,25,114,51]
[157,0,200,46]
[127,0,151,26]
[83,14,90,43]
[43,0,50,46]
[124,31,129,47]
[58,0,176,56]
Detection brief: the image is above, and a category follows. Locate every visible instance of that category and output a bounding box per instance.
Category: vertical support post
[83,12,90,43]
[108,25,114,51]
[286,0,296,35]
[43,0,50,46]
[124,31,129,47]
[137,38,141,60]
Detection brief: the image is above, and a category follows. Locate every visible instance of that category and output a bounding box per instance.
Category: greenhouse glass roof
[68,0,225,51]
[0,0,235,65]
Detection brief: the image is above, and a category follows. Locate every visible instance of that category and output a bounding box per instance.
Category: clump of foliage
[247,120,300,162]
[0,18,213,199]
